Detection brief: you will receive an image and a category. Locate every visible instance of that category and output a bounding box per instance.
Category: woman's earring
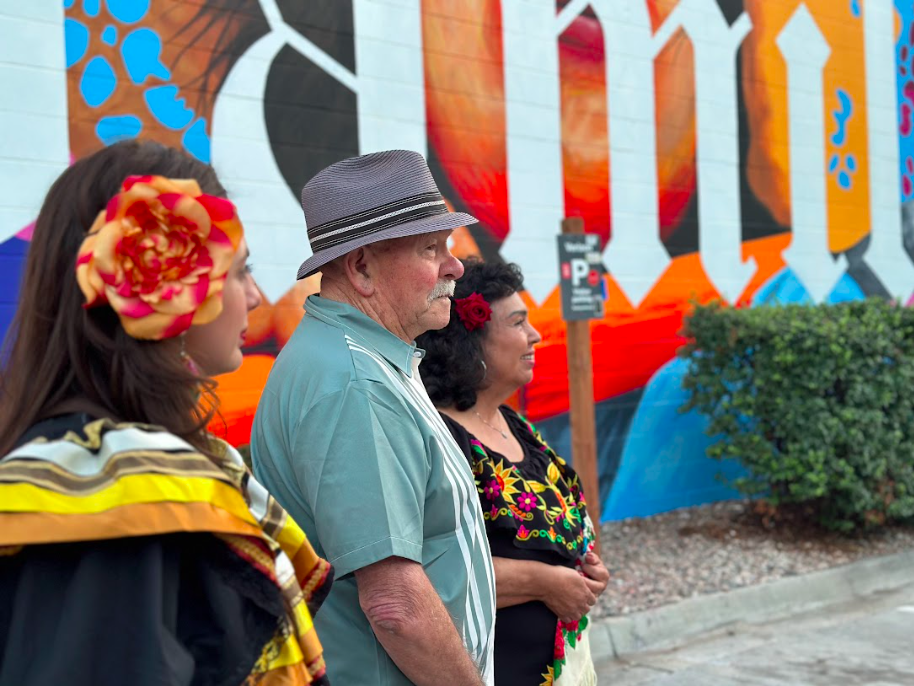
[180,335,200,375]
[480,359,487,382]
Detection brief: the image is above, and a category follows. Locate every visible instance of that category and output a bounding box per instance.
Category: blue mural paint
[602,357,747,521]
[101,25,118,46]
[144,85,195,130]
[83,0,101,17]
[752,267,864,307]
[850,0,860,18]
[896,0,914,201]
[80,56,117,108]
[96,115,143,145]
[0,237,29,356]
[121,28,170,84]
[828,274,867,303]
[105,0,151,24]
[64,0,76,9]
[831,89,852,146]
[182,119,211,163]
[753,267,812,305]
[64,18,89,68]
[830,154,856,190]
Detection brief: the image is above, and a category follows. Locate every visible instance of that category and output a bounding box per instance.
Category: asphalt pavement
[595,582,914,685]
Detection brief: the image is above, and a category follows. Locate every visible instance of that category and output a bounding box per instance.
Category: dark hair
[0,139,226,456]
[417,259,524,411]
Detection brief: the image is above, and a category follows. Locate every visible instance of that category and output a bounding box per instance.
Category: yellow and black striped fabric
[0,416,331,684]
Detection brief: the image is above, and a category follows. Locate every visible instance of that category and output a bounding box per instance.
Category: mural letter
[777,4,845,302]
[595,0,671,307]
[499,0,566,302]
[665,0,755,301]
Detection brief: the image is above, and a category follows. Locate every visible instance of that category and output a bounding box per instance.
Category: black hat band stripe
[310,203,451,253]
[308,192,445,241]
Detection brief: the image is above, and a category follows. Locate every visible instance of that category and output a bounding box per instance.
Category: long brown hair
[0,140,228,455]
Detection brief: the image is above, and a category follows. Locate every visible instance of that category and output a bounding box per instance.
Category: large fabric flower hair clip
[75,175,244,341]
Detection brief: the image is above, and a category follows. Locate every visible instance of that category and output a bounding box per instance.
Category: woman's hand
[581,551,610,598]
[541,565,597,623]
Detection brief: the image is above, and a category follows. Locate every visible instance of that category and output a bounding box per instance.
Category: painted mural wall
[2,0,912,521]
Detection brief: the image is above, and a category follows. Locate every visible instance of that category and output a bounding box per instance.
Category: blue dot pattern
[105,0,150,24]
[121,28,170,84]
[828,89,856,190]
[144,85,195,130]
[65,18,89,68]
[80,56,117,107]
[64,0,212,161]
[96,115,143,145]
[182,119,211,163]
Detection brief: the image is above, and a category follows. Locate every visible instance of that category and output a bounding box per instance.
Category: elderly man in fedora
[252,150,496,685]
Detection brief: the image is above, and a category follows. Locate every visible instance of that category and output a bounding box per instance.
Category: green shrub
[680,299,914,531]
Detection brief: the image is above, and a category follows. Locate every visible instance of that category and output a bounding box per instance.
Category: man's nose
[442,249,464,281]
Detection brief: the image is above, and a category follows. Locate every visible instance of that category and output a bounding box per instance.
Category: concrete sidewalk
[594,581,914,684]
[589,549,914,663]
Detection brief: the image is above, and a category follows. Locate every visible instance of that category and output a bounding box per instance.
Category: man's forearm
[356,558,485,686]
[369,593,484,685]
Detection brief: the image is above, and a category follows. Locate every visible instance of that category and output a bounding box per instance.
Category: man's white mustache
[429,281,456,302]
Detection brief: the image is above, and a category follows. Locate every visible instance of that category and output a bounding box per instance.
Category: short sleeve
[291,380,431,578]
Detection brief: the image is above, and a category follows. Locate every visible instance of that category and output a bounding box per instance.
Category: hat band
[308,191,449,253]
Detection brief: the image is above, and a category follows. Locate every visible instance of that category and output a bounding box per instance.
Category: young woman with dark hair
[417,259,609,686]
[0,140,331,686]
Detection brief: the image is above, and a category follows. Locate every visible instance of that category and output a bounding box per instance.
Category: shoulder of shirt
[275,313,404,386]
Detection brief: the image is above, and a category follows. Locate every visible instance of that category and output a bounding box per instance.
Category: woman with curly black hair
[417,259,608,686]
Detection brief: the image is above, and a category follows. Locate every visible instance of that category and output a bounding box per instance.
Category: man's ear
[341,247,374,297]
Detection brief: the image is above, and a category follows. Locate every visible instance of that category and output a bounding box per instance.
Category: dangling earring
[180,334,200,375]
[479,359,487,382]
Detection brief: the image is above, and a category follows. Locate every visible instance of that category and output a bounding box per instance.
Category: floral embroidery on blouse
[466,409,592,560]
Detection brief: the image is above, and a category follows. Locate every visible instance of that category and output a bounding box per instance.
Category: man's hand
[581,551,610,597]
[540,565,597,623]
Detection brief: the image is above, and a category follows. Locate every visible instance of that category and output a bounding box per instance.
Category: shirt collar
[304,295,425,377]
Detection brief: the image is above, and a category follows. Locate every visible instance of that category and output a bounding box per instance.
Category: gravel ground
[592,500,914,619]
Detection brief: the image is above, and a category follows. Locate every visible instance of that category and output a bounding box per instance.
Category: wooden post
[561,217,601,554]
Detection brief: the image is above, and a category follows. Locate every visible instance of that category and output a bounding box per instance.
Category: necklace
[474,410,509,440]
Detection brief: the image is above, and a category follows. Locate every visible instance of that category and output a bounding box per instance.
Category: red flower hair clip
[75,175,244,341]
[454,292,492,332]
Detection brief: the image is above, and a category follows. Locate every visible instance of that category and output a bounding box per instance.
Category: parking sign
[557,233,605,321]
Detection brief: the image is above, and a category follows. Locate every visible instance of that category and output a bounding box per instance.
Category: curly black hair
[417,259,525,411]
